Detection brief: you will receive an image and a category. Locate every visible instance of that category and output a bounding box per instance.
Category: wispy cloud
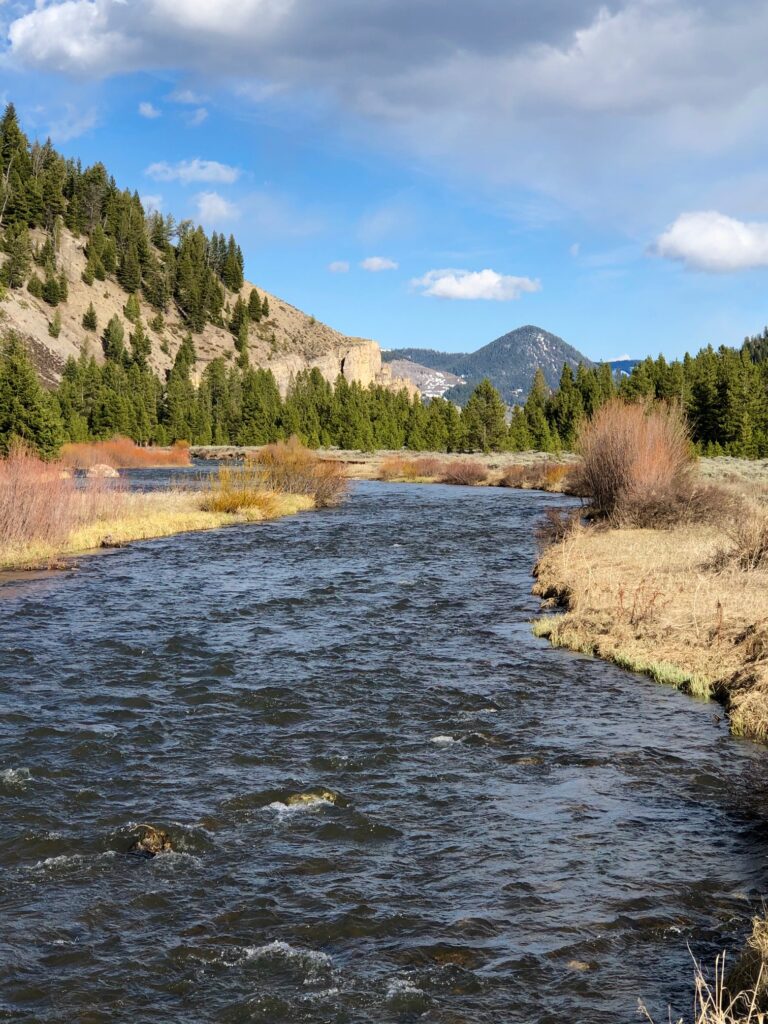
[187,107,208,127]
[328,260,350,273]
[412,268,541,300]
[195,191,239,225]
[168,88,208,105]
[138,101,161,119]
[655,210,768,272]
[145,158,240,184]
[361,256,398,272]
[47,105,97,142]
[141,194,163,213]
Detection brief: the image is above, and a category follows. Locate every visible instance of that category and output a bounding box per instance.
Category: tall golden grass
[0,443,125,551]
[61,436,191,469]
[203,438,347,512]
[441,460,489,485]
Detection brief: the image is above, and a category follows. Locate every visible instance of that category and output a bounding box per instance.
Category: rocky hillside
[1,226,410,395]
[384,325,593,404]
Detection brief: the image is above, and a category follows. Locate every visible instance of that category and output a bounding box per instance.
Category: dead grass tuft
[641,950,767,1024]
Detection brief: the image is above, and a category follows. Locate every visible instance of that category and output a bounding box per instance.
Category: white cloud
[655,210,768,272]
[8,1,768,226]
[47,104,98,142]
[187,106,208,126]
[138,100,161,119]
[569,242,580,258]
[168,88,208,105]
[141,194,163,213]
[328,260,350,273]
[412,268,541,301]
[361,256,398,272]
[195,191,239,225]
[145,158,240,184]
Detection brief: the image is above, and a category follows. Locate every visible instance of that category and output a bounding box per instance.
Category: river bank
[191,445,768,489]
[532,490,768,745]
[0,487,314,573]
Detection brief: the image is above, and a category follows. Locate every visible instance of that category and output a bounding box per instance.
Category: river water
[2,480,768,1023]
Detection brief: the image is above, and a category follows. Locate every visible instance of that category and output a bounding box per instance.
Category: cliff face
[1,227,415,396]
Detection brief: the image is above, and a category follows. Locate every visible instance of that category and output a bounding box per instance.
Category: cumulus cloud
[7,1,768,222]
[361,256,398,272]
[145,158,240,184]
[655,211,768,272]
[141,193,163,213]
[187,107,208,126]
[195,191,238,225]
[138,101,161,119]
[328,260,350,273]
[412,268,541,301]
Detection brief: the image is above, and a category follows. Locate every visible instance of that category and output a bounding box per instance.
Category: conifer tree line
[524,335,768,457]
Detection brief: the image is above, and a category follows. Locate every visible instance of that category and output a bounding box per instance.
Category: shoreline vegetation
[0,438,345,573]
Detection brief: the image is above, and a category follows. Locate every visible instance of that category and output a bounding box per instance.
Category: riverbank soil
[532,463,768,743]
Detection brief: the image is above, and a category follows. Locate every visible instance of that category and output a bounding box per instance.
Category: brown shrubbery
[0,443,124,551]
[61,436,191,469]
[499,461,574,493]
[379,455,446,481]
[572,399,733,527]
[441,460,489,486]
[204,438,347,512]
[255,438,347,507]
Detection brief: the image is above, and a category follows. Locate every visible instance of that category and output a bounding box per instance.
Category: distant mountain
[384,358,465,399]
[384,325,593,405]
[609,358,641,377]
[382,347,469,373]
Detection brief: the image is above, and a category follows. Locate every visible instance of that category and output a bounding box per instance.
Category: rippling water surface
[2,479,768,1023]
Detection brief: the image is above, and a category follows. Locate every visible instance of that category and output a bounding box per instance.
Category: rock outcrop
[2,227,416,397]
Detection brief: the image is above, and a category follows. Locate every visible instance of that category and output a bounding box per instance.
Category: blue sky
[3,0,768,361]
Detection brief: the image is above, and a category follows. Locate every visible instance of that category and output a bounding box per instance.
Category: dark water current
[2,478,768,1023]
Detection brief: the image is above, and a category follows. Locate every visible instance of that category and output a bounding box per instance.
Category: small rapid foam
[243,941,333,984]
[430,735,456,746]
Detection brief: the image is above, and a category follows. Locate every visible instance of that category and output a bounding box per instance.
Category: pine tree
[82,302,97,331]
[48,309,61,338]
[0,334,64,457]
[248,288,262,322]
[124,292,141,323]
[1,223,31,287]
[460,379,507,451]
[101,315,125,363]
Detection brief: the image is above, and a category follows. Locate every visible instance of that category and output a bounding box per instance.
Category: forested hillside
[0,103,401,393]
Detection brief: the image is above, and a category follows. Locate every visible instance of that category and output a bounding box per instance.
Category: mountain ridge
[383,325,594,404]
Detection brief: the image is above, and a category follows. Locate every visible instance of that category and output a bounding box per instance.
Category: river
[1,479,767,1023]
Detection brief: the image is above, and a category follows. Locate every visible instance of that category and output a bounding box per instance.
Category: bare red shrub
[61,436,192,469]
[441,460,489,486]
[0,443,124,551]
[573,400,696,526]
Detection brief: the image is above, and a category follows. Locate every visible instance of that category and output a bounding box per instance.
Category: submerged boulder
[285,790,338,807]
[127,825,173,858]
[87,463,119,478]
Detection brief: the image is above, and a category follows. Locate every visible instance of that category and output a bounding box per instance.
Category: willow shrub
[574,400,698,526]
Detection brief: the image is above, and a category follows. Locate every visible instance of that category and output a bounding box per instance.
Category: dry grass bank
[61,437,191,469]
[0,440,338,572]
[532,402,768,741]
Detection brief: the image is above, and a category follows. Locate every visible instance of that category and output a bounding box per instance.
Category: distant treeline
[5,332,768,459]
